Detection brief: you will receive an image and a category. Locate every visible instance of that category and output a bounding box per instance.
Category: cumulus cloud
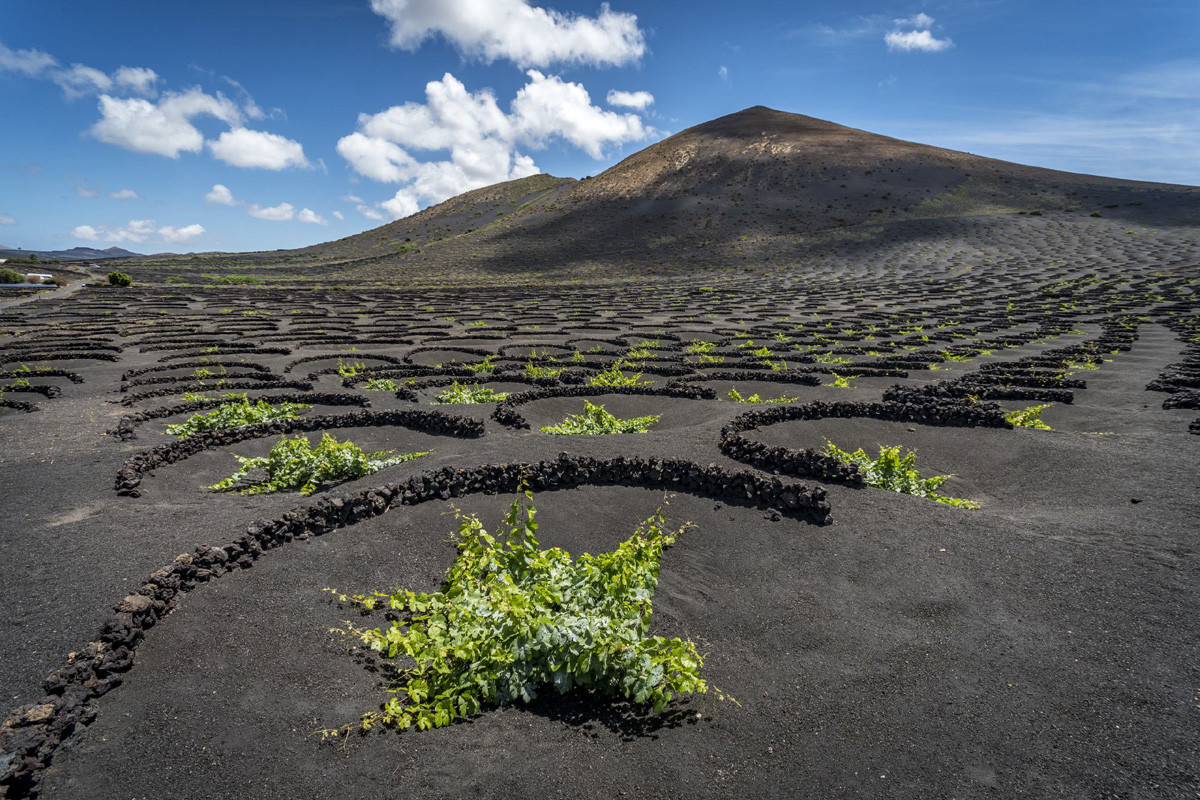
[606,89,653,110]
[71,218,202,245]
[109,188,139,200]
[513,71,647,158]
[369,0,645,68]
[207,128,309,170]
[298,208,327,225]
[52,64,112,99]
[248,202,295,221]
[90,88,242,158]
[339,70,652,219]
[113,66,159,97]
[0,214,15,225]
[357,204,386,221]
[381,193,420,219]
[336,133,416,183]
[158,223,205,244]
[0,41,57,77]
[205,184,237,205]
[885,15,952,52]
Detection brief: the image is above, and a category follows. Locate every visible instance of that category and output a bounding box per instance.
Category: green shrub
[363,377,400,391]
[825,442,979,508]
[208,432,426,495]
[525,362,565,380]
[541,400,658,435]
[462,355,497,374]
[726,388,796,404]
[1005,404,1053,429]
[588,363,651,387]
[692,353,725,364]
[107,271,133,287]
[336,359,367,378]
[0,268,24,284]
[433,381,510,404]
[324,493,712,734]
[166,398,311,437]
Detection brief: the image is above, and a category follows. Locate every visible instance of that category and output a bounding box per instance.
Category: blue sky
[2,0,1197,253]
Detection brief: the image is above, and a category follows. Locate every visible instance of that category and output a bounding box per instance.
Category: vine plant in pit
[208,432,426,495]
[824,442,979,508]
[323,491,720,736]
[166,397,311,436]
[588,363,651,387]
[541,400,659,435]
[1005,404,1053,429]
[433,382,510,404]
[725,388,797,404]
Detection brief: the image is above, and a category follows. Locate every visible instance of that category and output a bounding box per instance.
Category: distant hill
[0,246,142,262]
[126,106,1200,284]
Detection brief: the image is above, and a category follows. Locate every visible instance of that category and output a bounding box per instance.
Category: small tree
[0,268,23,284]
[107,271,133,287]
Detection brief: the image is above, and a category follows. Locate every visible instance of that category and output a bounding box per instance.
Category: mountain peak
[690,106,850,138]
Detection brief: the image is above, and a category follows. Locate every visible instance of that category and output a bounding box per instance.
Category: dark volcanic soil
[2,207,1199,799]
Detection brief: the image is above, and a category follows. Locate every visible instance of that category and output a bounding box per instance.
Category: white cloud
[207,128,309,170]
[338,70,652,219]
[113,66,158,97]
[896,13,935,29]
[90,88,241,158]
[606,89,653,110]
[0,41,162,101]
[158,223,205,244]
[885,15,952,52]
[718,65,729,80]
[0,41,57,77]
[75,186,100,198]
[357,204,386,221]
[885,29,953,52]
[513,71,648,158]
[205,184,237,205]
[332,210,344,220]
[109,188,139,200]
[381,193,420,219]
[71,219,202,245]
[369,0,645,68]
[336,132,417,183]
[0,214,16,225]
[298,208,327,225]
[248,202,295,221]
[54,64,113,99]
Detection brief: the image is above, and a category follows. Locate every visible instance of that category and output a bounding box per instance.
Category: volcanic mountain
[137,106,1200,284]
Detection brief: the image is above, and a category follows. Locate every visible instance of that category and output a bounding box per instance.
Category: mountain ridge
[0,245,143,261]
[126,106,1200,284]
